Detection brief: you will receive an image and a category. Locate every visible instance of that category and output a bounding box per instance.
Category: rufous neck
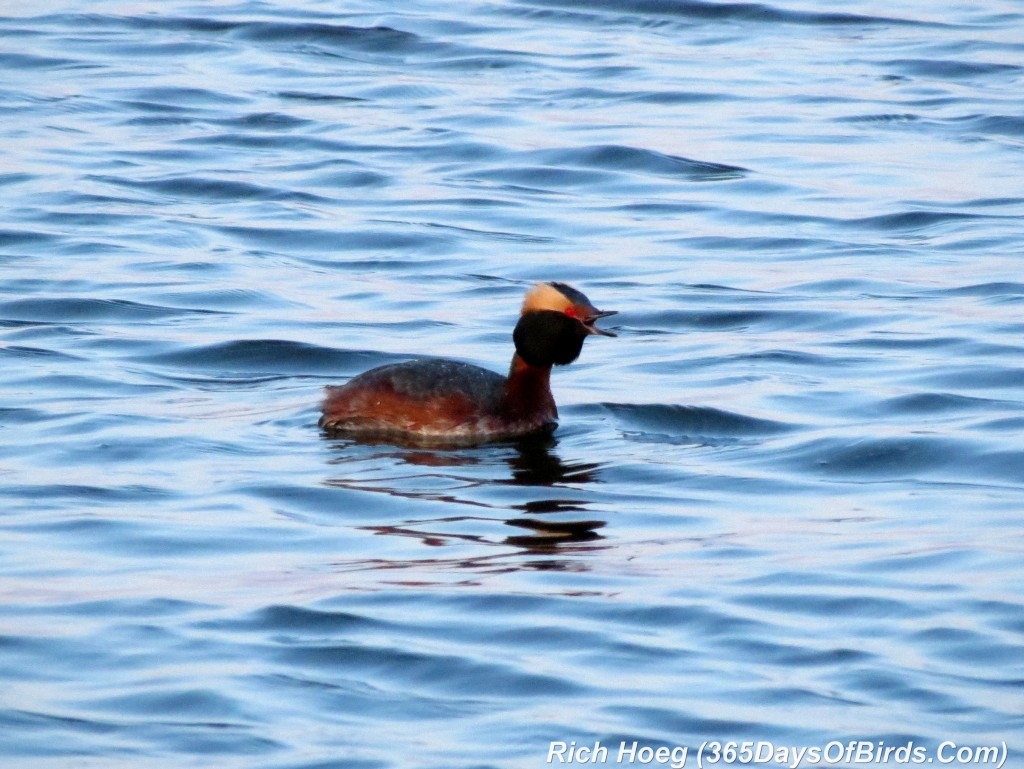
[503,353,555,420]
[508,352,549,378]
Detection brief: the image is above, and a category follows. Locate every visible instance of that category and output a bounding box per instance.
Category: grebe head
[513,282,617,367]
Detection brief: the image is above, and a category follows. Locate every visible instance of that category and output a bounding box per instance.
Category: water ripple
[0,297,219,323]
[2,1,1023,767]
[519,0,942,28]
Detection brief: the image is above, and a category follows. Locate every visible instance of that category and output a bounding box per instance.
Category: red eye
[564,306,577,318]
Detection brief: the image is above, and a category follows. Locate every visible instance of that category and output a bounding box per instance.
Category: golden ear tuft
[521,282,573,314]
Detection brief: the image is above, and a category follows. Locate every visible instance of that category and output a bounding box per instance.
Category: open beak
[583,309,618,337]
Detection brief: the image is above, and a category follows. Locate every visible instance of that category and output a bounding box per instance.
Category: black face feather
[513,310,588,367]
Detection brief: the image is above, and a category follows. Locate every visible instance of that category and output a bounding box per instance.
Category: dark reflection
[506,431,603,486]
[504,517,605,551]
[322,429,609,566]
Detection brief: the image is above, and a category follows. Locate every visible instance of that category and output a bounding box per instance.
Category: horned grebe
[319,282,616,443]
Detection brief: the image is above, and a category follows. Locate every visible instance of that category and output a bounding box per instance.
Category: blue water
[2,1,1023,767]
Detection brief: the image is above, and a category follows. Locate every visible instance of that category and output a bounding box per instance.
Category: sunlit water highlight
[1,1,1022,767]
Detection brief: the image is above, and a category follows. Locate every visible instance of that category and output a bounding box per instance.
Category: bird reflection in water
[322,430,608,573]
[502,433,606,551]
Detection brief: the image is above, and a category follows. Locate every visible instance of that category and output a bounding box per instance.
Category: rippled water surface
[2,1,1023,767]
